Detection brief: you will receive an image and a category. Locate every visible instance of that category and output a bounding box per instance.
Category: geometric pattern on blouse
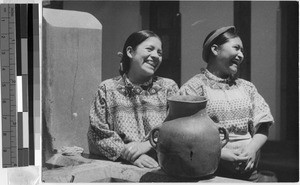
[88,75,179,161]
[180,69,274,141]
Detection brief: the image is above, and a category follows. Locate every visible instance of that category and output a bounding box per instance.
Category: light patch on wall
[191,19,207,26]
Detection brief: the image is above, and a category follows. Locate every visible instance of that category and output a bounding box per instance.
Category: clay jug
[150,95,229,179]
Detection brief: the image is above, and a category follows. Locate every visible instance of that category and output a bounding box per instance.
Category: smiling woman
[126,36,163,83]
[87,30,179,169]
[210,36,244,77]
[202,26,244,79]
[180,26,274,182]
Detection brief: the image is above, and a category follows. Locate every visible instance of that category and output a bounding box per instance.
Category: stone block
[42,8,102,162]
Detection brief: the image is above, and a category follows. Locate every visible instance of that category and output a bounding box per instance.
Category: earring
[120,62,124,71]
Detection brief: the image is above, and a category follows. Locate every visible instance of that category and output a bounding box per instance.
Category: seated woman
[87,30,179,168]
[180,26,274,181]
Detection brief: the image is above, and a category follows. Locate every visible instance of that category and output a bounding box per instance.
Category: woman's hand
[239,122,270,172]
[132,154,159,168]
[239,145,257,172]
[221,148,248,162]
[221,148,249,172]
[121,141,152,162]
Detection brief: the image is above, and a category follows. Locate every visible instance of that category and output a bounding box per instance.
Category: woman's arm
[88,86,125,161]
[121,141,153,162]
[240,81,274,171]
[240,122,270,171]
[246,122,269,151]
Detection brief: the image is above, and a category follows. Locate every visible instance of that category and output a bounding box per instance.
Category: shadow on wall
[42,111,55,166]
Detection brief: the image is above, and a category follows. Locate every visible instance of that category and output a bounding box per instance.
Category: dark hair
[203,27,239,62]
[119,30,161,75]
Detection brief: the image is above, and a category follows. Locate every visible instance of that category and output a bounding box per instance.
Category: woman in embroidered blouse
[180,26,274,181]
[87,30,179,168]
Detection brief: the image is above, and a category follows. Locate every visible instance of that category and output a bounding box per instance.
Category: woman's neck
[126,72,152,85]
[206,63,229,79]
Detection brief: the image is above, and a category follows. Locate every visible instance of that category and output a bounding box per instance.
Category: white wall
[251,1,280,140]
[64,1,141,81]
[180,1,234,84]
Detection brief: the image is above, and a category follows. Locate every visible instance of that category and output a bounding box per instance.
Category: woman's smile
[229,58,241,71]
[231,57,242,65]
[144,59,159,69]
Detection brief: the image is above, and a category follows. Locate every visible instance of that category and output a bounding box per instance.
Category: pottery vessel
[150,95,229,179]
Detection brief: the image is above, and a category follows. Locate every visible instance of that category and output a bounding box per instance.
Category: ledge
[42,154,247,183]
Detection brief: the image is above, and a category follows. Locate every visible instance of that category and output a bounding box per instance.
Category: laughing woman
[180,26,274,181]
[87,30,179,168]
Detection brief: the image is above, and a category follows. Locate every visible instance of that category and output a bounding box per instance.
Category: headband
[202,26,236,62]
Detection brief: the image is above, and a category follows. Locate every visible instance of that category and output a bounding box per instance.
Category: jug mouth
[167,95,207,103]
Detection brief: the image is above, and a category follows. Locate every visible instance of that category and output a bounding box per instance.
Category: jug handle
[218,127,229,147]
[149,127,160,149]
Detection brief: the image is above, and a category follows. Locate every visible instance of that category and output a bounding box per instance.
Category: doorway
[141,1,181,86]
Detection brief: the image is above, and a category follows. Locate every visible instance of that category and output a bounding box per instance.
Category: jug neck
[165,96,207,121]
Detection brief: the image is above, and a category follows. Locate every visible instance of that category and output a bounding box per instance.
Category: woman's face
[215,37,244,77]
[128,37,162,78]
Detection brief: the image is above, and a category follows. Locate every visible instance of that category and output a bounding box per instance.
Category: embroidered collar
[123,74,153,90]
[116,74,161,97]
[202,68,237,89]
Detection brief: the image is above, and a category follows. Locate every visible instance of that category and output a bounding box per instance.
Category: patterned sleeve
[245,81,274,133]
[166,79,180,98]
[179,76,205,96]
[87,84,124,161]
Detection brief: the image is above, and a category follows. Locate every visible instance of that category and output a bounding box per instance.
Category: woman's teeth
[146,61,156,68]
